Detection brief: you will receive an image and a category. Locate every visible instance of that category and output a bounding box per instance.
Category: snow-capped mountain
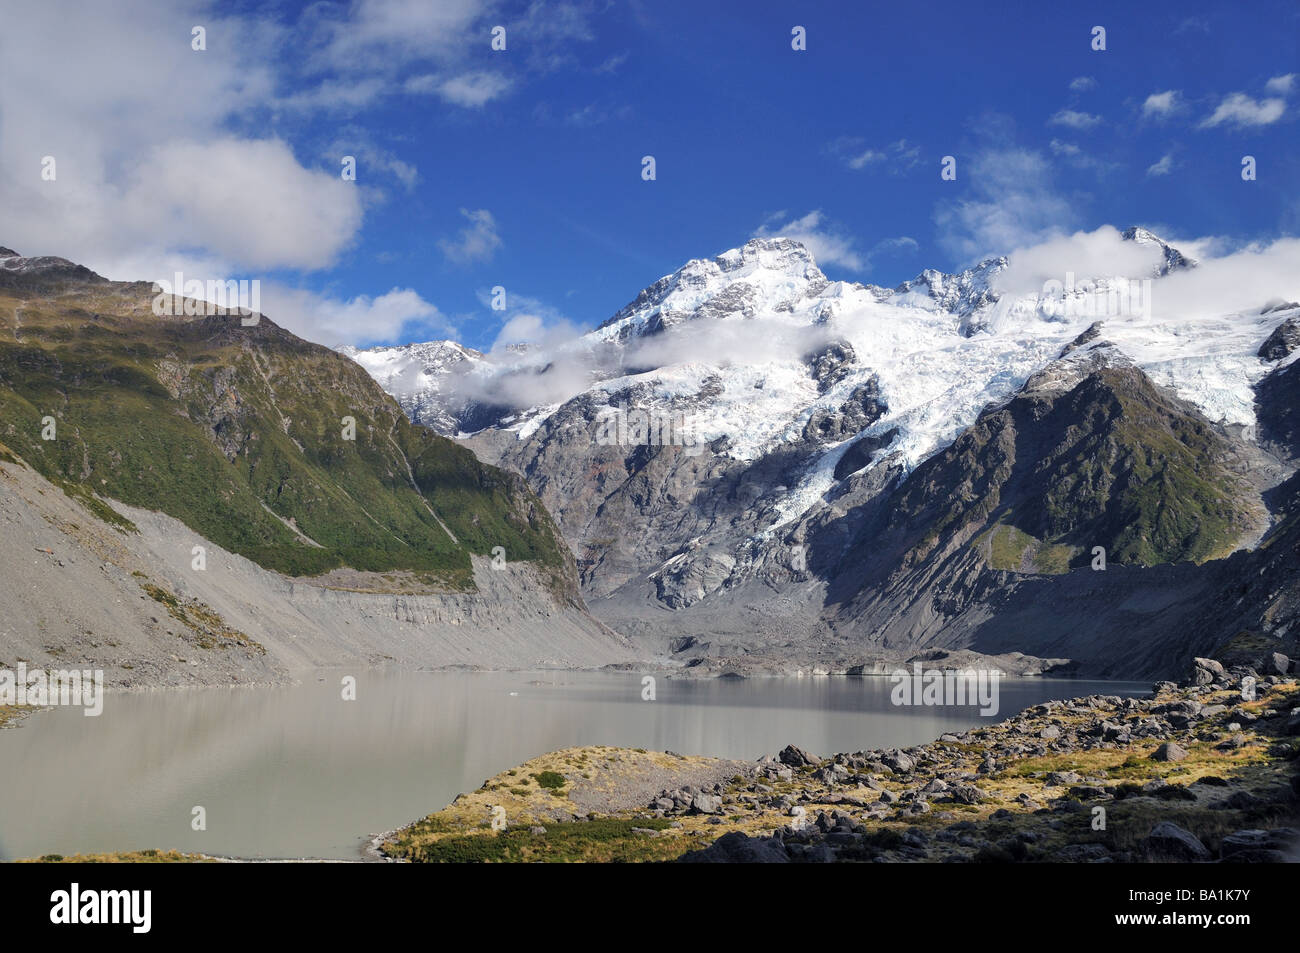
[350,230,1282,508]
[1120,225,1197,275]
[337,340,486,434]
[343,231,1300,677]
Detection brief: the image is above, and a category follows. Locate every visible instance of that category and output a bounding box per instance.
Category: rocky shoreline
[382,658,1300,863]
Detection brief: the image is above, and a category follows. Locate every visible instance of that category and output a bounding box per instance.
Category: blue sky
[2,0,1297,350]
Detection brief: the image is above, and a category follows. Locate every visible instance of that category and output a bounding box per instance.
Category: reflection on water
[0,670,1147,859]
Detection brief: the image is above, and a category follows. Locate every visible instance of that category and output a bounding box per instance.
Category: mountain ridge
[0,246,639,685]
[345,230,1300,678]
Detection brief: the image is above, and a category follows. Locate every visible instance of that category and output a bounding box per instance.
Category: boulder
[882,751,915,773]
[1218,828,1299,860]
[1191,657,1226,687]
[778,744,822,768]
[1044,770,1082,787]
[1145,822,1211,861]
[1151,742,1188,762]
[691,793,722,815]
[678,831,790,863]
[948,784,986,805]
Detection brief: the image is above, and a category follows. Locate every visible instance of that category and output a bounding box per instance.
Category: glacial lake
[0,670,1148,860]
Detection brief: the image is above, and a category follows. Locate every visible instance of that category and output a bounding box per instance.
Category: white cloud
[992,226,1166,297]
[276,77,388,112]
[890,138,922,168]
[991,226,1300,324]
[1069,76,1097,92]
[1201,93,1286,127]
[830,137,921,173]
[1048,109,1103,129]
[126,139,363,271]
[562,101,633,126]
[1176,16,1211,34]
[399,229,1300,417]
[262,285,447,347]
[847,149,886,169]
[326,132,420,190]
[492,311,583,352]
[450,293,596,410]
[1143,237,1300,319]
[1142,90,1181,117]
[753,211,865,271]
[0,2,365,278]
[438,208,503,264]
[409,71,513,108]
[934,147,1075,263]
[1146,153,1175,177]
[310,0,493,72]
[1265,73,1296,95]
[595,52,629,74]
[0,0,596,285]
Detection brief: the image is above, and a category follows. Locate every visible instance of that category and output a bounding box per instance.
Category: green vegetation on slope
[0,285,572,592]
[894,365,1251,572]
[982,522,1075,574]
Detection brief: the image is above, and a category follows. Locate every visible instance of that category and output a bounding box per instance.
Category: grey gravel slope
[0,459,640,689]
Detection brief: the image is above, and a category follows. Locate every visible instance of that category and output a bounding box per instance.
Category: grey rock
[948,784,986,805]
[678,831,790,863]
[882,751,915,773]
[1145,822,1211,861]
[1151,742,1188,762]
[1219,828,1299,858]
[691,793,722,814]
[1191,657,1225,687]
[1259,315,1300,361]
[1044,770,1082,787]
[1051,843,1113,862]
[778,744,822,768]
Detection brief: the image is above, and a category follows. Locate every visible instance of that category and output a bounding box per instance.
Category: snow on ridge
[348,232,1292,530]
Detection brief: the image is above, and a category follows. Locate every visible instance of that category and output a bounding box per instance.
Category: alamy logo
[50,883,151,933]
[594,402,703,456]
[1039,273,1152,320]
[0,663,104,716]
[152,272,261,323]
[889,663,1001,716]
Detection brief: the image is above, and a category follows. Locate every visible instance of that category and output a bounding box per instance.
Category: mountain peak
[1121,225,1196,275]
[892,256,1007,318]
[721,236,819,270]
[1120,225,1165,244]
[0,250,105,288]
[597,237,827,334]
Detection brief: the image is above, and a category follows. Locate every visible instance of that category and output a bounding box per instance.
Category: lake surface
[0,670,1147,860]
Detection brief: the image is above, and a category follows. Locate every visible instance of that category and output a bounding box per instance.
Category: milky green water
[0,669,1147,860]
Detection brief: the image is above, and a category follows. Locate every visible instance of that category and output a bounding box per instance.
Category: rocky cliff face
[347,234,1300,679]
